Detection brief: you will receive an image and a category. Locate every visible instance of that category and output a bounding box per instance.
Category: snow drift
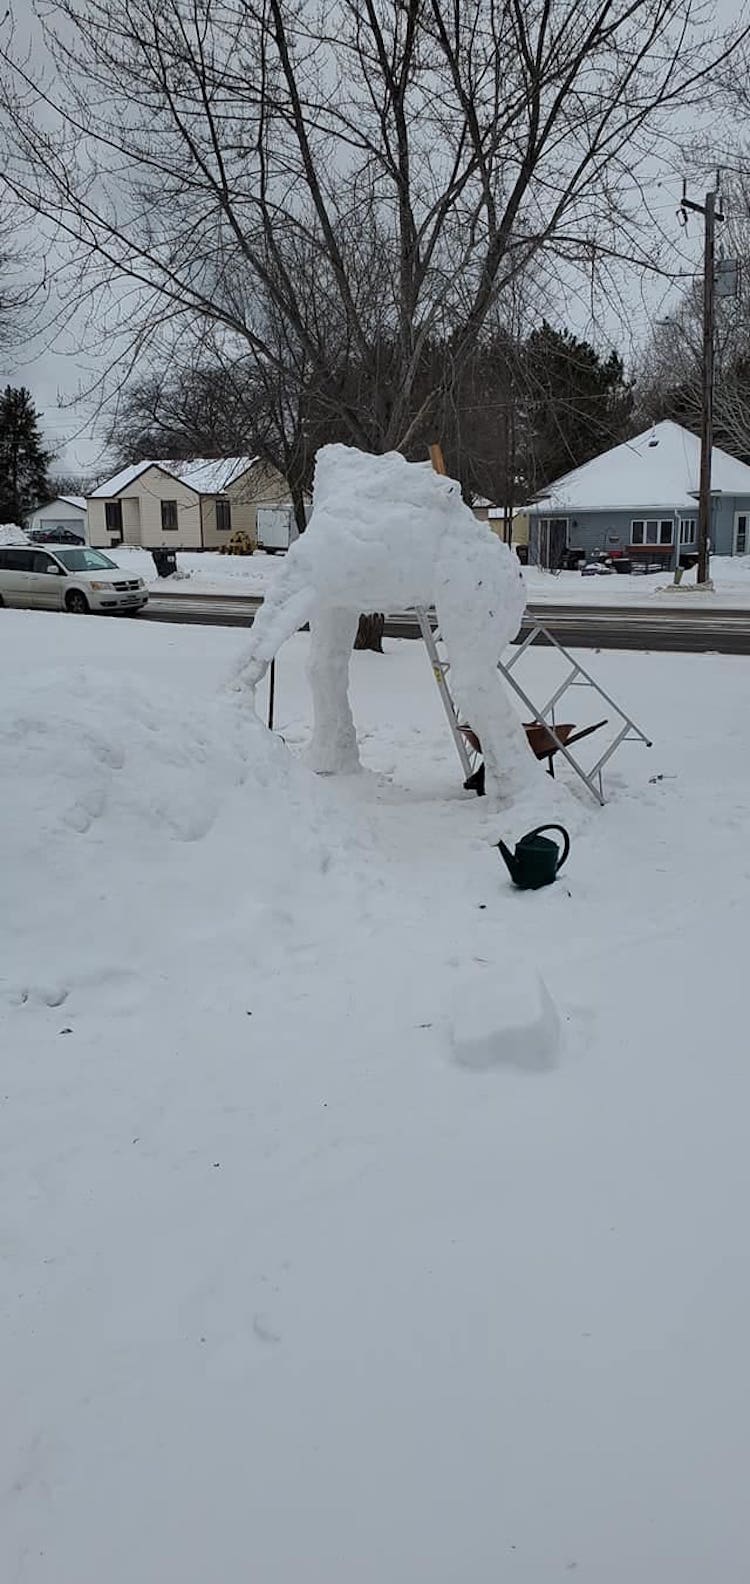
[0,634,366,1002]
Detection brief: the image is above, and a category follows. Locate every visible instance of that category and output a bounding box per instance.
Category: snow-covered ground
[3,611,750,1582]
[113,542,750,607]
[119,544,282,597]
[525,556,750,606]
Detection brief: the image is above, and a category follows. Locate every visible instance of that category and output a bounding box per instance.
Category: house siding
[200,464,290,550]
[528,495,750,568]
[89,459,291,550]
[488,510,529,548]
[89,467,203,548]
[713,495,747,556]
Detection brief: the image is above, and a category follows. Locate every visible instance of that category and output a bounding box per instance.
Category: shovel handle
[525,824,570,872]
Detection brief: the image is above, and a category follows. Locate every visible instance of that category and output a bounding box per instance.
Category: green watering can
[497,824,570,891]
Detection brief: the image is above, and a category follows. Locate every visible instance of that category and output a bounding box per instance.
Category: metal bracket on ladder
[416,607,652,805]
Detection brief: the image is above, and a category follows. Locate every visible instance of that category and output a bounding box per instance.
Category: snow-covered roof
[91,456,257,498]
[90,461,152,497]
[528,421,750,515]
[34,494,87,514]
[173,457,258,493]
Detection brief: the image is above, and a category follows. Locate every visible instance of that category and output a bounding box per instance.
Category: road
[141,589,750,654]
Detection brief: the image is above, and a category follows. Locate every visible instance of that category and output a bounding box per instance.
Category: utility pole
[502,403,515,547]
[681,178,723,586]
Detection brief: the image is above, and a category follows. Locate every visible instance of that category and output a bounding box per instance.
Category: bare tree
[0,0,745,640]
[1,0,743,447]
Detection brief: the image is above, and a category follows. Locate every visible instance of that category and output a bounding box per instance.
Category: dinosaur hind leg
[306,606,361,773]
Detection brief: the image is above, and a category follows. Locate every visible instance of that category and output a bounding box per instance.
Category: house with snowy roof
[526,421,750,571]
[87,455,289,551]
[27,494,88,541]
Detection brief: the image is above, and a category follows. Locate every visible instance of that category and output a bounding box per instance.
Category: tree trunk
[354,613,385,652]
[291,479,308,534]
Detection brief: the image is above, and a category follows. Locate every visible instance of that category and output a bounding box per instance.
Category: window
[32,553,61,574]
[735,514,748,555]
[105,501,123,539]
[55,548,118,572]
[631,518,673,546]
[679,518,696,545]
[0,548,34,571]
[161,499,179,531]
[216,497,232,532]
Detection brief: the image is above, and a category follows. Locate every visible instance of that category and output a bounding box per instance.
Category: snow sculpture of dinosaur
[237,444,535,798]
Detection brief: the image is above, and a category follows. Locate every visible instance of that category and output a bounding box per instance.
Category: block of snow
[448,970,560,1073]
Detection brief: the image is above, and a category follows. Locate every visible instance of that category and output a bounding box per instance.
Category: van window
[54,548,117,572]
[32,552,62,574]
[0,548,35,571]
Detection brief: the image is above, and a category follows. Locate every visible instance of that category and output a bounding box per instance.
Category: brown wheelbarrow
[460,719,607,795]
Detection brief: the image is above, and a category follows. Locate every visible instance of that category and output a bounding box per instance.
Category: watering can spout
[497,839,520,883]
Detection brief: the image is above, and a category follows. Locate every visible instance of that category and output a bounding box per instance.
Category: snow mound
[0,523,30,545]
[1,651,367,995]
[0,669,278,846]
[448,969,560,1072]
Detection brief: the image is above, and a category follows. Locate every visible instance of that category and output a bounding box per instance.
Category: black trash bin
[152,549,177,578]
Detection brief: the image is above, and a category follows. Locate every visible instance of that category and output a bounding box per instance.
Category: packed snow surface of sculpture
[237,445,534,797]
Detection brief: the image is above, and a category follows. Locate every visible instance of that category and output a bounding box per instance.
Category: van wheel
[65,590,90,614]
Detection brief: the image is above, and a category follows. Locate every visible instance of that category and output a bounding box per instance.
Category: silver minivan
[0,545,148,614]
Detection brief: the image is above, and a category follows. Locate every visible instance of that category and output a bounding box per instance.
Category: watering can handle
[525,824,570,872]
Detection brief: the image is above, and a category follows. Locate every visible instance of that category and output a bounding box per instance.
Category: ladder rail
[528,626,653,746]
[416,607,475,778]
[494,662,607,806]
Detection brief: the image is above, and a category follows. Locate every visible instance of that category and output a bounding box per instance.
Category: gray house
[526,420,750,571]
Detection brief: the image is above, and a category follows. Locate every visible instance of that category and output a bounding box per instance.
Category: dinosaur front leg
[234,583,316,694]
[306,605,361,773]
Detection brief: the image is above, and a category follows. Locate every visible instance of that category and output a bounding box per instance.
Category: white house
[526,421,750,570]
[27,495,87,541]
[87,456,289,550]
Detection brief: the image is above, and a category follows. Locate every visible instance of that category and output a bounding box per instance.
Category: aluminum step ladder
[415,607,652,805]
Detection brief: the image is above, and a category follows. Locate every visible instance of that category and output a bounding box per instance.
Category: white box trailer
[256,505,300,554]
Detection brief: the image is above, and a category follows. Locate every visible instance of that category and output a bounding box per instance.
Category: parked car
[28,525,85,545]
[0,545,148,614]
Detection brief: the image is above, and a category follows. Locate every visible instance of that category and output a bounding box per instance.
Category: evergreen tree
[519,324,633,492]
[0,387,52,524]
